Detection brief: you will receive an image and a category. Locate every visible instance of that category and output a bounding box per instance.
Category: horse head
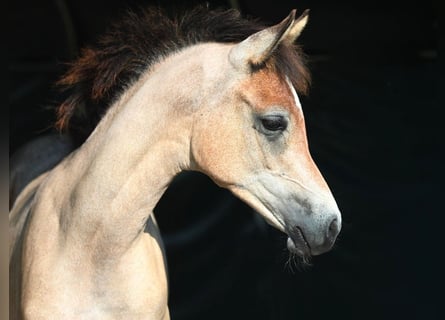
[191,10,341,258]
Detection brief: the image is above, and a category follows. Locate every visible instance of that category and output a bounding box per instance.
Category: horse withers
[10,6,341,319]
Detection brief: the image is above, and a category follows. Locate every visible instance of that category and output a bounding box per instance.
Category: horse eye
[260,116,287,132]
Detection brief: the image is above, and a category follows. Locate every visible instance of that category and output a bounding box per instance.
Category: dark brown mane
[56,5,310,144]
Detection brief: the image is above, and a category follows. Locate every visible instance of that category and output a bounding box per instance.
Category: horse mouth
[286,227,311,257]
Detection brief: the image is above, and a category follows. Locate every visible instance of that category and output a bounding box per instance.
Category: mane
[55,5,311,144]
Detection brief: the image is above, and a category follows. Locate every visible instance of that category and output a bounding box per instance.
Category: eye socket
[260,115,288,132]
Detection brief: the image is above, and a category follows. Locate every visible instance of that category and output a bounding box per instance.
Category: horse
[9,6,342,319]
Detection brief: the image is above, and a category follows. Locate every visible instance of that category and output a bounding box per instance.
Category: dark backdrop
[9,0,441,319]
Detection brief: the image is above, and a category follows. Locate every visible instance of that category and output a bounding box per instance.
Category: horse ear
[229,9,309,70]
[283,9,309,44]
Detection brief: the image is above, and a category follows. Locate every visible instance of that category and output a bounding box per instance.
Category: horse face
[235,69,341,257]
[191,10,341,257]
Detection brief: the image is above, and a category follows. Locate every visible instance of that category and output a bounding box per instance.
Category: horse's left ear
[229,9,309,70]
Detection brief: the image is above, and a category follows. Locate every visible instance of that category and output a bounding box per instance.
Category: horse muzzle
[286,213,341,257]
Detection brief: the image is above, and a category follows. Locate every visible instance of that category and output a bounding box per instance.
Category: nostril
[327,218,340,240]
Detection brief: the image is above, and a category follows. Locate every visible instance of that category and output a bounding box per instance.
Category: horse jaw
[228,168,341,257]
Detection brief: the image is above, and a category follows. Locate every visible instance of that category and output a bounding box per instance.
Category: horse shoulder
[9,172,49,259]
[9,172,49,319]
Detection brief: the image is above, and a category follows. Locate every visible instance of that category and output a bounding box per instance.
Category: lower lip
[287,236,310,257]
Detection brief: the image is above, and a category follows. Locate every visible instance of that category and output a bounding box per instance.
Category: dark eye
[260,115,287,132]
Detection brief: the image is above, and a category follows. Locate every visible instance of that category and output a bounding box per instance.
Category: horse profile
[9,6,341,319]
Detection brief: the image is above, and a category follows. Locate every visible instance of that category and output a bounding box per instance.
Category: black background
[9,0,441,319]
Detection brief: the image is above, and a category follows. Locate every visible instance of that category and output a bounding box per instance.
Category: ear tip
[291,8,310,21]
[288,9,297,21]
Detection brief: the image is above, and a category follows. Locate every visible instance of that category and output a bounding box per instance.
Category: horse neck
[55,46,218,253]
